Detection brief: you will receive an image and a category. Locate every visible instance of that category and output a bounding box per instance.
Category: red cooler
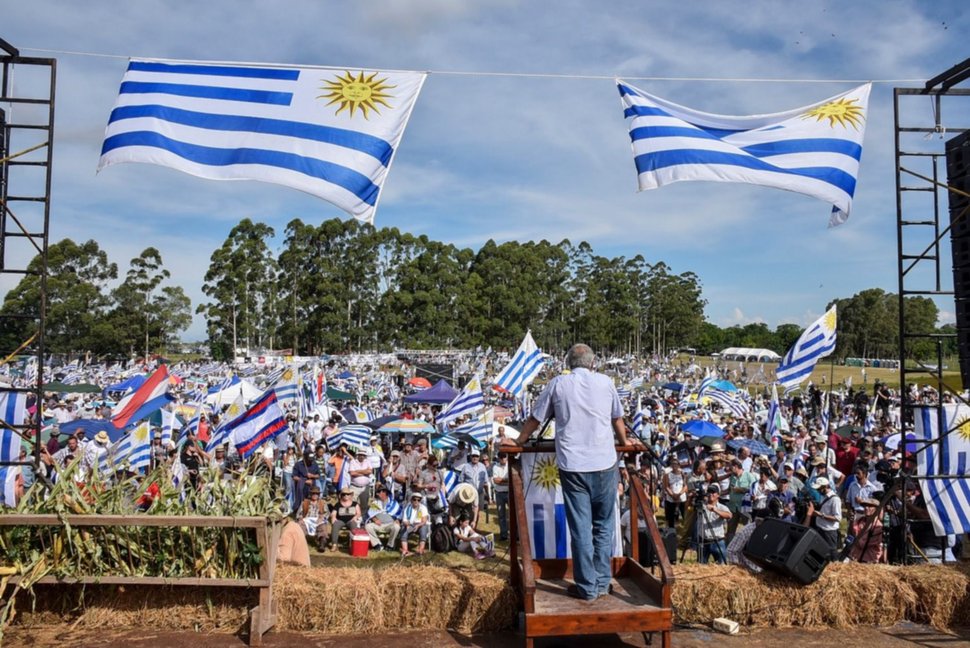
[350,529,370,557]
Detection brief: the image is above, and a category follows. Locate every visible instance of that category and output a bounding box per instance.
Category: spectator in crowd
[808,476,842,557]
[364,485,400,552]
[297,486,330,551]
[328,487,362,551]
[697,484,731,564]
[453,514,494,559]
[661,457,687,529]
[400,492,430,556]
[491,452,510,541]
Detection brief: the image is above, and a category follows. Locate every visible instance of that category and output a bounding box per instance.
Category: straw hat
[455,483,477,505]
[94,430,110,445]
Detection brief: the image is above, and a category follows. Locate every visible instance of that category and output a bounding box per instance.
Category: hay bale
[899,563,970,630]
[672,563,914,628]
[272,563,517,634]
[14,584,251,632]
[273,564,381,633]
[450,570,518,633]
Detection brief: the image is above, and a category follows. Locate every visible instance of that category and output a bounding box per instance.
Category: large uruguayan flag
[494,330,544,397]
[521,453,623,560]
[775,306,837,389]
[273,364,301,404]
[98,59,427,224]
[914,405,970,536]
[437,374,485,425]
[617,81,871,227]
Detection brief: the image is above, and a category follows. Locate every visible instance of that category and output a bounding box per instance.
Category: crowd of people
[3,349,967,569]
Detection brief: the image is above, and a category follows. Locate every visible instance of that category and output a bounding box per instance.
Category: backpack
[430,523,455,553]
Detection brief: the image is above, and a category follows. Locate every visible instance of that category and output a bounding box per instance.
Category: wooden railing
[0,514,281,646]
[628,474,675,608]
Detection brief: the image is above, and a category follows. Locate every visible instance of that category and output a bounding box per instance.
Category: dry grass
[672,562,969,630]
[9,561,969,635]
[11,563,518,636]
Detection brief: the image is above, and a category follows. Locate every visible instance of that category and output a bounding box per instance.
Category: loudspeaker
[742,519,830,585]
[948,129,970,387]
[638,527,678,566]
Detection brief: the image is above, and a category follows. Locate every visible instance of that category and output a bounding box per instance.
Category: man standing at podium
[503,343,641,601]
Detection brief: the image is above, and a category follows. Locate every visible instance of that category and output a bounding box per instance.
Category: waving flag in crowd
[227,390,289,459]
[99,59,427,224]
[617,81,870,227]
[437,373,485,425]
[111,365,173,429]
[776,306,838,390]
[100,421,153,473]
[765,383,782,448]
[494,330,544,397]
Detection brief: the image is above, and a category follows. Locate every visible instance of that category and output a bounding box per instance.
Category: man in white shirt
[504,344,642,601]
[491,452,510,541]
[810,476,842,557]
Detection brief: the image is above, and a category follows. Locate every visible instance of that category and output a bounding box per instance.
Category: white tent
[719,347,782,362]
[206,379,263,407]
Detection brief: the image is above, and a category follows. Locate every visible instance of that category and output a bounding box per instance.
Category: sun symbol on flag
[956,417,970,443]
[282,367,293,382]
[824,309,837,331]
[319,71,396,119]
[802,97,865,130]
[532,456,561,490]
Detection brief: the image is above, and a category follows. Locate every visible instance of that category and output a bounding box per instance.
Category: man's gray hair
[565,344,595,370]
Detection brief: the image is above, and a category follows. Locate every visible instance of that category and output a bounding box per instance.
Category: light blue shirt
[531,367,623,472]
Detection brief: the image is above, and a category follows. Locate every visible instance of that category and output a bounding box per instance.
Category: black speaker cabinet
[949,129,970,388]
[742,518,830,585]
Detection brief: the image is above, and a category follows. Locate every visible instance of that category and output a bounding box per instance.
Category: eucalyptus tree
[0,238,117,354]
[197,219,276,359]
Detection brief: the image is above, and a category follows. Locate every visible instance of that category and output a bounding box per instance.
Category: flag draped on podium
[520,452,623,559]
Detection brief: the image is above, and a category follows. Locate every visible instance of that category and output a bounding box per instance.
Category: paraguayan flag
[99,59,427,224]
[520,452,623,560]
[914,405,970,536]
[617,81,870,227]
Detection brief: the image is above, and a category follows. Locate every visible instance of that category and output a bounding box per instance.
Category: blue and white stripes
[776,306,837,390]
[99,59,427,224]
[617,81,870,226]
[325,424,372,451]
[494,330,544,397]
[915,405,970,536]
[437,374,485,425]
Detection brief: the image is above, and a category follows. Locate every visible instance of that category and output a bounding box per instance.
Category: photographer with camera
[697,484,731,564]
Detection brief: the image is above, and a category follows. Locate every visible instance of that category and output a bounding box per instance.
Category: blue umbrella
[661,382,684,392]
[711,380,738,392]
[681,419,725,438]
[728,437,774,456]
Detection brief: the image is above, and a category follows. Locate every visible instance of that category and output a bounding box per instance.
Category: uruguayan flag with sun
[521,453,623,560]
[914,405,970,536]
[99,59,426,224]
[617,81,871,227]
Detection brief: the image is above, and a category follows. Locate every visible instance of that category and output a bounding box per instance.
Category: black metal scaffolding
[0,37,56,481]
[894,57,970,561]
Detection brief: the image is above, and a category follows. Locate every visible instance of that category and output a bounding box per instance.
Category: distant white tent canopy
[719,347,782,362]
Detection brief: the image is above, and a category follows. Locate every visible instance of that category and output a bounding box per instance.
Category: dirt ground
[6,623,970,648]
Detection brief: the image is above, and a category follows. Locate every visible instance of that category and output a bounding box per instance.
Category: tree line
[0,218,950,361]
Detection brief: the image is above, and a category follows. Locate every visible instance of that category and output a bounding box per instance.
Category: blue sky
[3,1,969,341]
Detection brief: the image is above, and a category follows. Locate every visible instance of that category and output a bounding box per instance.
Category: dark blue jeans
[560,467,618,600]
